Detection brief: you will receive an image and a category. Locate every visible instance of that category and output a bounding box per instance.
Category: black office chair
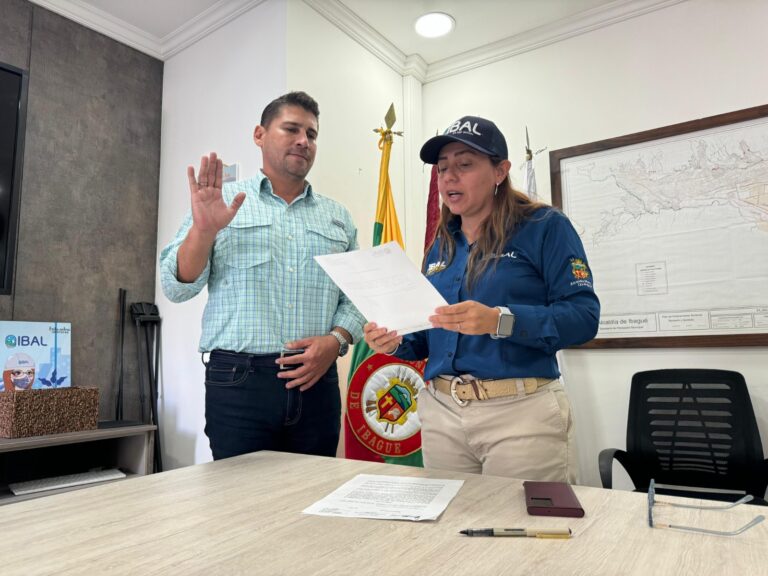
[599,369,768,505]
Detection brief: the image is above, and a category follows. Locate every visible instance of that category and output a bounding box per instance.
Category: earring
[494,183,499,197]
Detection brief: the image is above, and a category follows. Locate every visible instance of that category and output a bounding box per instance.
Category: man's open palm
[187,152,245,234]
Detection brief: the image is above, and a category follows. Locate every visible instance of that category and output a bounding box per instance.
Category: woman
[364,115,599,482]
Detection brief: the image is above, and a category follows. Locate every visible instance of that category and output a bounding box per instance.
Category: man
[160,91,364,460]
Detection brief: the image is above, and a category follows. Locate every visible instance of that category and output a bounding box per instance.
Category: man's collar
[257,169,314,202]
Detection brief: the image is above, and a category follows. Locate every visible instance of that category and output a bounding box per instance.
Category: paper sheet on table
[302,474,464,521]
[314,241,448,334]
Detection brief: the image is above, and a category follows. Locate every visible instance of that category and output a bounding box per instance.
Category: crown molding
[402,54,428,80]
[27,0,266,60]
[29,0,162,57]
[425,0,688,83]
[161,0,267,59]
[28,0,687,71]
[305,0,686,84]
[302,0,423,81]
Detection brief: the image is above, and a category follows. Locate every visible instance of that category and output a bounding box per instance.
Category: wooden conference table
[0,451,764,575]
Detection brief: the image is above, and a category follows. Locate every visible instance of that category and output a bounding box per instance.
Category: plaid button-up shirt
[160,171,364,353]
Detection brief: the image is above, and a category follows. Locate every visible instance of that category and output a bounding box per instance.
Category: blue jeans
[203,350,341,460]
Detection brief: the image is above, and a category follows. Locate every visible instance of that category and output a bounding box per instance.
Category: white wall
[286,1,405,254]
[285,1,406,453]
[418,0,768,491]
[155,0,287,468]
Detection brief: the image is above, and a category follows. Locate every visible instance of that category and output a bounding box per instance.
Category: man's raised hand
[187,152,245,235]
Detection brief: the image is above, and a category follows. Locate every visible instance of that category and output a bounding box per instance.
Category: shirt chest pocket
[304,220,349,257]
[218,216,272,282]
[303,220,349,287]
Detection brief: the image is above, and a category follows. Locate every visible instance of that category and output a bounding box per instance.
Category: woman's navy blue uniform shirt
[396,208,600,380]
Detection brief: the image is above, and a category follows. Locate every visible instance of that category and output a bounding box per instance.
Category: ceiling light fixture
[414,12,455,39]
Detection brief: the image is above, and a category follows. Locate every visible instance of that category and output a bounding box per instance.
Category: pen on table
[459,528,572,539]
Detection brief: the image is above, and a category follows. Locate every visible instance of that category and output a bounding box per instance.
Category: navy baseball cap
[420,115,508,164]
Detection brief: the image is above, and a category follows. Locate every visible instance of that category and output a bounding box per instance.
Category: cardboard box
[0,321,72,391]
[0,387,97,438]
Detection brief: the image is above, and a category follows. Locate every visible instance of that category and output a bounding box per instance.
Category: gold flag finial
[373,104,403,142]
[385,103,396,130]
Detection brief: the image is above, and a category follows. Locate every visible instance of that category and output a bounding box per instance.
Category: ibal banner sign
[0,321,71,391]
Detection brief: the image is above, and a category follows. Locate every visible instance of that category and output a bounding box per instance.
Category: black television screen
[0,62,28,295]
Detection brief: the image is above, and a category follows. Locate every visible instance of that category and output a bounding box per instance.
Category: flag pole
[344,105,425,467]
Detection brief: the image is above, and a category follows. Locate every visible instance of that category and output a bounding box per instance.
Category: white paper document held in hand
[314,242,448,334]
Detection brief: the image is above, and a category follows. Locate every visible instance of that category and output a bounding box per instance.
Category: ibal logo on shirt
[426,261,447,276]
[445,119,482,136]
[483,251,517,261]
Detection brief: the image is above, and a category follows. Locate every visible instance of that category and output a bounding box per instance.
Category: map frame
[550,103,768,348]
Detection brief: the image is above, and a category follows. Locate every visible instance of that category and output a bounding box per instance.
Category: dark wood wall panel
[0,2,163,422]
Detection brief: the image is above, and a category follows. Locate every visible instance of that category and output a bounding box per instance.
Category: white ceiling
[338,0,620,64]
[29,0,683,79]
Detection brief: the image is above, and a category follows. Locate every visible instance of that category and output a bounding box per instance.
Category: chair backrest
[625,369,766,498]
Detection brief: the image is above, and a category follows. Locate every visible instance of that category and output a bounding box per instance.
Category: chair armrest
[599,448,627,489]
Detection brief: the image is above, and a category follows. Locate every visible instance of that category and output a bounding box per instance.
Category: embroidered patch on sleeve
[570,258,590,280]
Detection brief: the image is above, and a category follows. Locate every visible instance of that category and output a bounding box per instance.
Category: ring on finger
[457,322,462,331]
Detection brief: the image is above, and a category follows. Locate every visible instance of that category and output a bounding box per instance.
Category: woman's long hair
[423,157,549,290]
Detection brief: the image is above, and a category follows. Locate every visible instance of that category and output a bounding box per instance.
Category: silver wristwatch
[491,306,515,339]
[329,329,350,357]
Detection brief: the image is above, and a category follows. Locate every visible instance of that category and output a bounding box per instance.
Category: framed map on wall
[550,104,768,348]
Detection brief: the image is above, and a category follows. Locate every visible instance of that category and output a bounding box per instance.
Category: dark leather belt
[209,349,281,367]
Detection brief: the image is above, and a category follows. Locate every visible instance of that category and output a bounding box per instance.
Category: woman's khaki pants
[418,379,577,482]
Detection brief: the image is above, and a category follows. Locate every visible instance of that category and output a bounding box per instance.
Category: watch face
[331,331,349,356]
[498,313,515,337]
